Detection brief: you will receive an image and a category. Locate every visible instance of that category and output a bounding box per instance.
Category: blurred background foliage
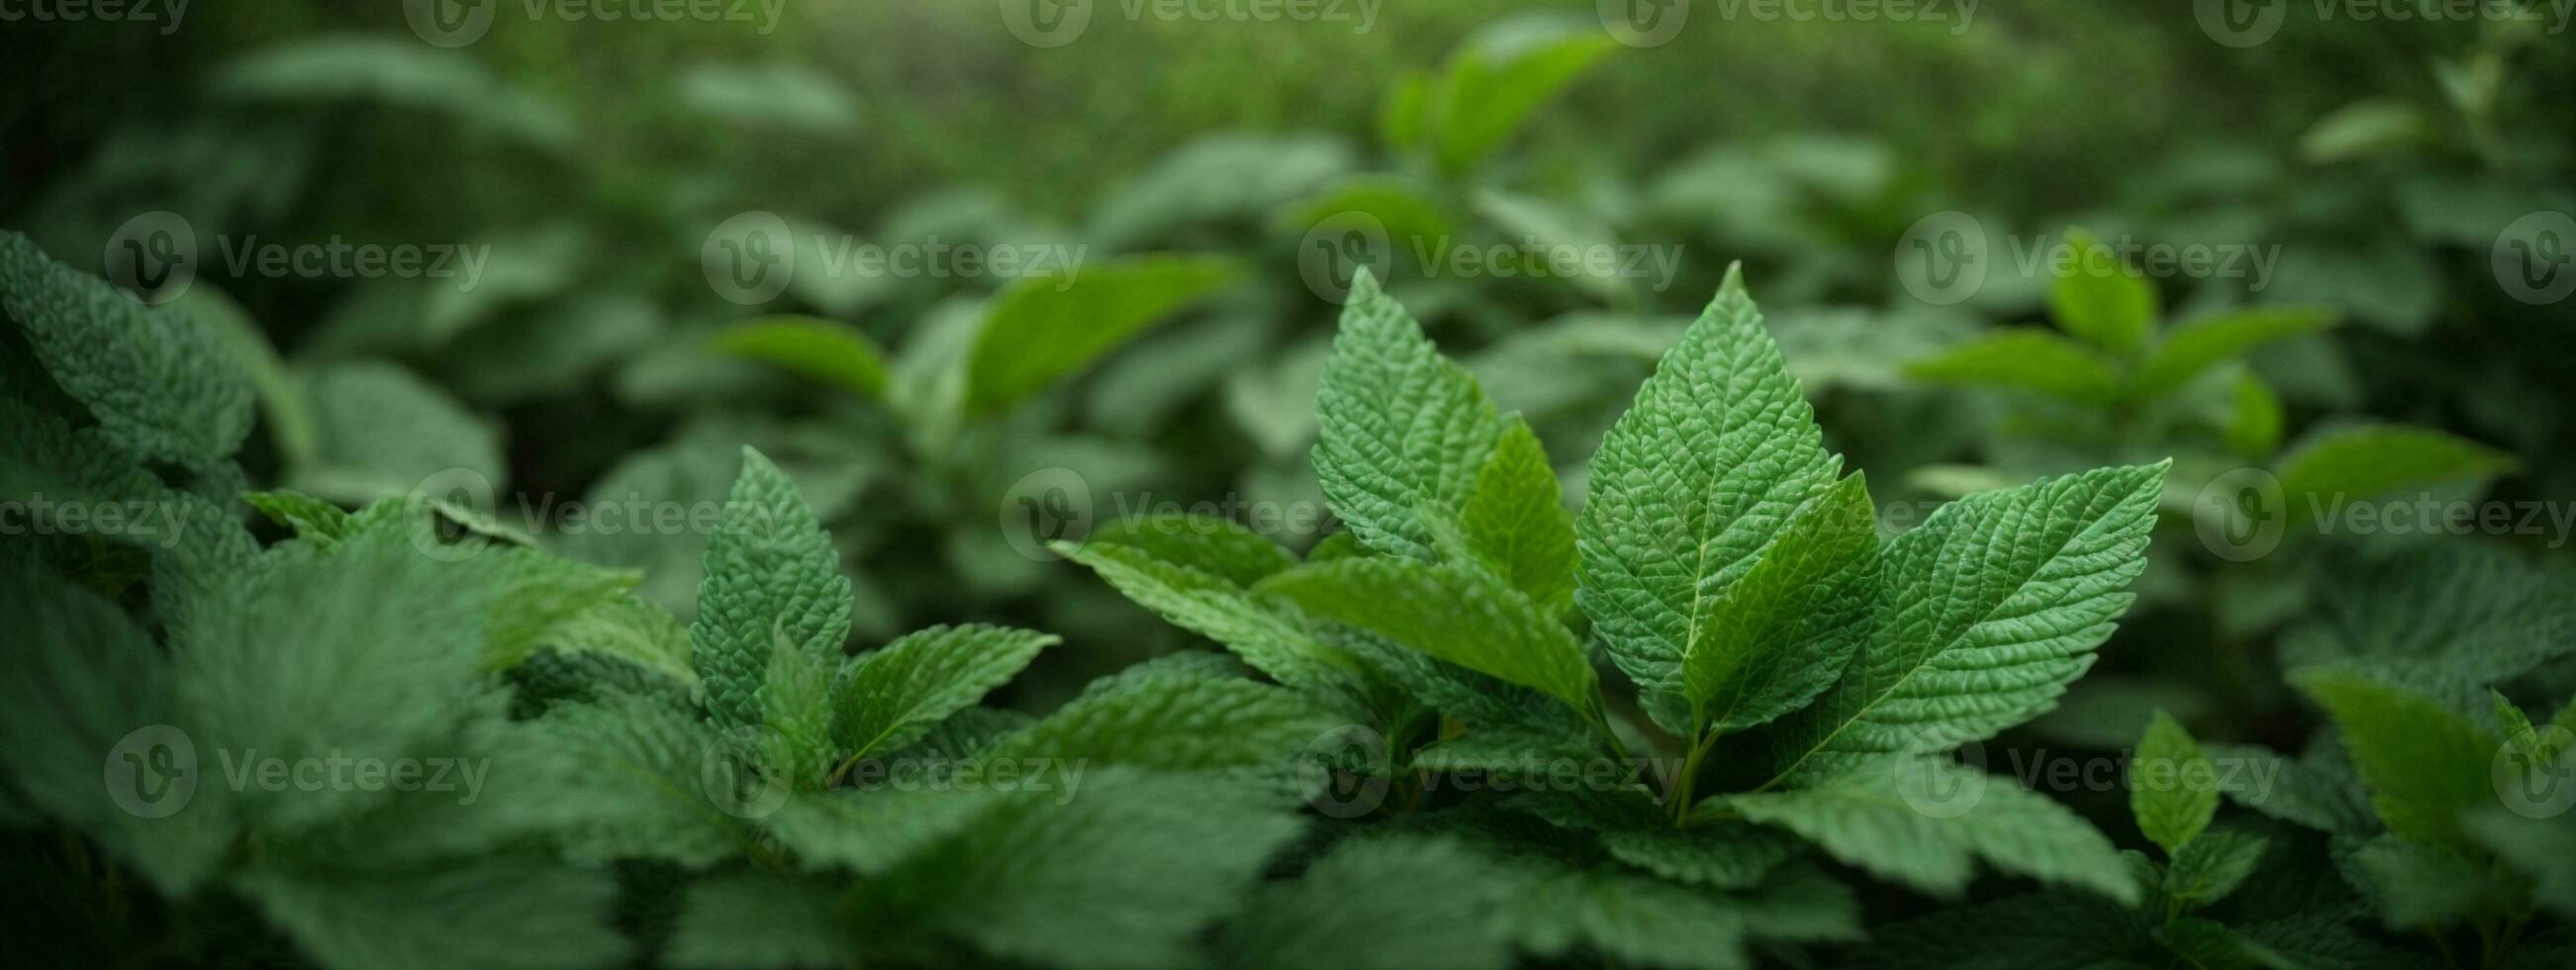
[5,0,2572,730]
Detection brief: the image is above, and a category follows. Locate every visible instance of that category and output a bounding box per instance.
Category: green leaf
[1842,889,2155,970]
[1772,463,2167,783]
[1223,835,1515,970]
[1056,519,1361,694]
[829,624,1057,758]
[0,566,237,894]
[1504,866,1755,970]
[690,446,853,732]
[663,871,849,970]
[988,672,1338,771]
[1576,263,1841,728]
[2130,306,2339,400]
[2295,668,2499,854]
[2206,741,2375,835]
[2307,542,2576,685]
[1311,268,1505,562]
[709,315,889,398]
[244,489,354,540]
[2273,425,2519,529]
[965,254,1240,415]
[1903,330,2122,403]
[1680,473,1879,733]
[2345,835,2503,929]
[177,533,498,831]
[2165,829,2268,906]
[2131,710,2220,854]
[232,855,628,970]
[864,768,1305,970]
[1262,556,1596,715]
[1725,757,2140,904]
[2049,228,2158,353]
[1423,17,1617,175]
[2224,373,2284,458]
[515,695,750,867]
[0,231,254,465]
[290,359,505,503]
[2466,811,2576,919]
[1458,416,1577,615]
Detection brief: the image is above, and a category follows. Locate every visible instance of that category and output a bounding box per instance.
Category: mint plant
[1064,266,2173,965]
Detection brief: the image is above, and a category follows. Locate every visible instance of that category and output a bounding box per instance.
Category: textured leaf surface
[829,624,1057,757]
[1679,472,1878,732]
[866,768,1304,970]
[691,446,852,731]
[2131,710,2220,853]
[989,672,1338,771]
[1726,757,2140,904]
[0,231,253,464]
[1263,556,1596,713]
[2295,669,2498,854]
[1772,463,2166,782]
[1056,517,1359,693]
[1224,835,1515,970]
[1458,415,1576,614]
[1311,269,1503,561]
[1576,265,1840,719]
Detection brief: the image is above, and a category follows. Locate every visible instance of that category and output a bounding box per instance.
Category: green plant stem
[1667,724,1721,825]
